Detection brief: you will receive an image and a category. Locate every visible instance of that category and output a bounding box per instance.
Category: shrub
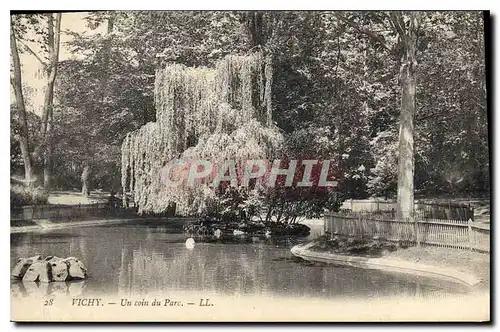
[10,185,49,207]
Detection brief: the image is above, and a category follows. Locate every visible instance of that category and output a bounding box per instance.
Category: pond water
[11,219,472,301]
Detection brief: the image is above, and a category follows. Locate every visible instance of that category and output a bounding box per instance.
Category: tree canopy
[11,11,488,217]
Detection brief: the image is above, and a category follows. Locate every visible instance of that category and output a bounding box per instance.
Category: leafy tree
[367,12,487,199]
[10,13,62,190]
[334,11,422,221]
[54,11,249,195]
[13,10,487,216]
[10,15,35,187]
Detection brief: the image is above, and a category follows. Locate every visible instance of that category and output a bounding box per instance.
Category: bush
[10,185,49,207]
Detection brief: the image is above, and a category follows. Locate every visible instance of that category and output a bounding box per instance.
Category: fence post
[330,215,333,240]
[325,214,329,238]
[358,213,362,239]
[468,203,474,222]
[468,218,473,251]
[414,216,420,248]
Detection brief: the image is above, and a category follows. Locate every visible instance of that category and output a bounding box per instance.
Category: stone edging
[291,242,481,287]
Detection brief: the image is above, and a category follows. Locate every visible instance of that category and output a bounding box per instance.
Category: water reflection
[11,221,471,301]
[115,242,470,299]
[11,280,86,298]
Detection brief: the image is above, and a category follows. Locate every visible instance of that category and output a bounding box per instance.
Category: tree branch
[335,13,392,52]
[17,39,47,68]
[388,12,406,37]
[387,12,403,37]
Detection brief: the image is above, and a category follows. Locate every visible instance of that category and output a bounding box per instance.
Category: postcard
[10,10,490,322]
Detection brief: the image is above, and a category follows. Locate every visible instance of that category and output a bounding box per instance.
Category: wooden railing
[10,203,138,222]
[324,212,490,253]
[340,199,475,221]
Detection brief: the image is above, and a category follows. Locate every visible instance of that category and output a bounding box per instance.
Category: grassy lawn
[47,190,111,205]
[308,234,490,290]
[385,246,490,289]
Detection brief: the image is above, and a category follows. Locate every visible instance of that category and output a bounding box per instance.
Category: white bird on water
[214,229,222,239]
[185,238,195,249]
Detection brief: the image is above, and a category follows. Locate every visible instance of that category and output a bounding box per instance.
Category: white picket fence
[324,212,490,252]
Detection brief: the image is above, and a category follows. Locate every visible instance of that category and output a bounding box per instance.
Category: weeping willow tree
[121,52,283,214]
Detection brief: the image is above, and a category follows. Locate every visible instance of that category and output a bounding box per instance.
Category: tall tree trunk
[244,12,265,48]
[396,63,416,221]
[335,13,421,221]
[395,13,420,222]
[10,20,34,187]
[81,165,90,197]
[42,69,56,190]
[41,13,62,191]
[43,145,53,190]
[107,13,115,34]
[242,11,280,50]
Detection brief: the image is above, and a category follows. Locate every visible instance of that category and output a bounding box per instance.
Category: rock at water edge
[63,257,88,279]
[47,257,69,282]
[22,261,51,283]
[11,255,42,279]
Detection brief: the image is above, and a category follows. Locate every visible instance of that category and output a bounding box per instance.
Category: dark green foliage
[183,217,311,238]
[10,185,48,207]
[311,235,399,258]
[11,11,488,207]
